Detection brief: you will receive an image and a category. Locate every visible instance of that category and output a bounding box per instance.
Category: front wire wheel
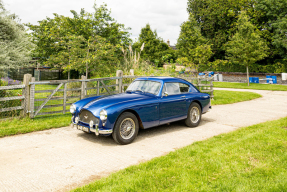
[185,102,202,127]
[119,118,136,140]
[112,112,139,145]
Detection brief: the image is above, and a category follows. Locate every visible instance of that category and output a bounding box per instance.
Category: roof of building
[170,45,177,50]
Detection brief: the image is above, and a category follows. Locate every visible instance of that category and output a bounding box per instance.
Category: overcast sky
[4,0,189,45]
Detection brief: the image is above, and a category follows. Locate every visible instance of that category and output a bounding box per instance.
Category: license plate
[80,126,89,133]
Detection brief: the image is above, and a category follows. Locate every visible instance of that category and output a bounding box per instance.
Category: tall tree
[0,1,34,76]
[27,1,131,76]
[187,0,287,71]
[177,14,213,72]
[225,11,268,86]
[272,17,287,59]
[187,0,252,60]
[133,24,170,66]
[45,35,84,79]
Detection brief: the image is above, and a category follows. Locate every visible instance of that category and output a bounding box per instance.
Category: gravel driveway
[0,88,286,192]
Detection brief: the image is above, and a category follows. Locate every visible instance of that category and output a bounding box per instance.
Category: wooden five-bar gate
[0,70,214,119]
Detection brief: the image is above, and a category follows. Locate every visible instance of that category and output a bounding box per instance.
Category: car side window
[179,83,189,93]
[163,83,181,95]
[163,82,191,96]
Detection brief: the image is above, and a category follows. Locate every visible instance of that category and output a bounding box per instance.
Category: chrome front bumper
[71,118,112,136]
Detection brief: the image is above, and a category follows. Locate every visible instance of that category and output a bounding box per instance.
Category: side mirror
[164,92,168,97]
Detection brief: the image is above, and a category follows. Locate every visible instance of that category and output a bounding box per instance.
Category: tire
[185,102,202,127]
[112,112,139,145]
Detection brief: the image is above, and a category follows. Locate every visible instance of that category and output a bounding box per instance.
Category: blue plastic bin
[199,73,205,76]
[266,75,272,84]
[208,72,214,77]
[253,77,259,83]
[249,77,254,83]
[272,76,277,84]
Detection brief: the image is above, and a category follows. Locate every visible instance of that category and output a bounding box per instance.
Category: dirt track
[0,88,286,192]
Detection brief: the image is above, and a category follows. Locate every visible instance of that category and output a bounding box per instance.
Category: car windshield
[126,80,161,95]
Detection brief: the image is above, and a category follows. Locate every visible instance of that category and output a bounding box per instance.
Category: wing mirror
[164,92,168,97]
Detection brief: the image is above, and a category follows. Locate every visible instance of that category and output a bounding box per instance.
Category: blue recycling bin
[272,76,277,84]
[249,77,254,83]
[199,73,205,76]
[208,72,214,77]
[253,77,259,83]
[266,75,272,84]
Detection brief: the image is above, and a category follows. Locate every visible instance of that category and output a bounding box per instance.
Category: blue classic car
[70,77,211,144]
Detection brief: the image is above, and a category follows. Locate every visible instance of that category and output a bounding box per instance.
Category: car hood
[82,93,154,115]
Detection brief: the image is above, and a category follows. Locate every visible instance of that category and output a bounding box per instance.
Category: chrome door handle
[181,96,186,98]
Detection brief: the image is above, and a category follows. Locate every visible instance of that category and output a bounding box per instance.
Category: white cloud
[4,0,188,45]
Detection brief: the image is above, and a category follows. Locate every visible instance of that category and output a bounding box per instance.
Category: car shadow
[76,132,116,146]
[76,116,216,145]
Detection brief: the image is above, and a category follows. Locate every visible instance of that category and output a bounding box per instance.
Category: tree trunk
[247,66,249,86]
[68,46,70,80]
[86,63,88,78]
[86,47,89,78]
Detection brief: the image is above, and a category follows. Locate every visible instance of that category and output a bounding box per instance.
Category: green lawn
[214,82,287,91]
[0,90,262,137]
[72,117,287,192]
[0,114,71,137]
[212,90,262,105]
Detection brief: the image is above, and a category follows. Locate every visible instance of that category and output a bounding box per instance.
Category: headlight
[100,109,107,121]
[70,104,76,114]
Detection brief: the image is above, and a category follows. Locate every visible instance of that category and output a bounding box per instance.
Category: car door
[159,82,187,124]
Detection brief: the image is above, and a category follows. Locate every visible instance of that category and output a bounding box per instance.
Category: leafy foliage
[225,11,268,85]
[177,14,213,72]
[27,1,131,77]
[133,24,171,67]
[186,0,287,72]
[0,2,34,75]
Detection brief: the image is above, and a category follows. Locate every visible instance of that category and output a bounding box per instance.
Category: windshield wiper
[145,91,156,95]
[126,89,144,93]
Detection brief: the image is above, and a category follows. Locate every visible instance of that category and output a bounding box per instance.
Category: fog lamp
[75,117,79,124]
[89,120,94,128]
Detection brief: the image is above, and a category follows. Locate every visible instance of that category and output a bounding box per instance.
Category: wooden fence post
[130,69,134,76]
[116,70,123,93]
[29,77,35,118]
[81,75,87,99]
[97,81,100,96]
[22,74,32,117]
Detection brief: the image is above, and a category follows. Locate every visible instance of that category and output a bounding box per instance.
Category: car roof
[135,76,191,84]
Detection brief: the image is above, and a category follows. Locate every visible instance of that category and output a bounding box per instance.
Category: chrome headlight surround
[70,104,76,114]
[100,109,107,121]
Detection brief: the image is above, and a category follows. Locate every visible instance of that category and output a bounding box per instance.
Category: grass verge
[212,90,262,105]
[0,114,71,137]
[72,117,287,192]
[0,90,261,137]
[214,82,287,91]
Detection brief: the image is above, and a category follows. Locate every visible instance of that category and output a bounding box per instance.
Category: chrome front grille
[79,109,100,125]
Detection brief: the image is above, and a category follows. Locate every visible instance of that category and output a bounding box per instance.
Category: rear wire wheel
[112,112,139,145]
[185,102,202,127]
